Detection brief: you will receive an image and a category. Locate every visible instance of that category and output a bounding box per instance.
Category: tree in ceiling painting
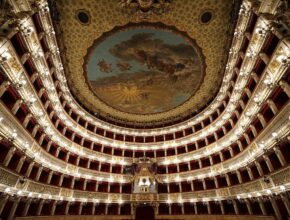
[85,25,204,114]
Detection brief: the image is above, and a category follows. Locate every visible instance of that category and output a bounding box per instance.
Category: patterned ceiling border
[49,0,241,128]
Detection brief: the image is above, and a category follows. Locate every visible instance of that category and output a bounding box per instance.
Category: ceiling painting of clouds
[84,23,205,115]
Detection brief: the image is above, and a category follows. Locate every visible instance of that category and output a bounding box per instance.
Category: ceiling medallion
[119,0,172,19]
[84,23,205,115]
[75,9,91,25]
[200,10,214,24]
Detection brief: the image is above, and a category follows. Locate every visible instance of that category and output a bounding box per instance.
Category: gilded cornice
[0,166,289,202]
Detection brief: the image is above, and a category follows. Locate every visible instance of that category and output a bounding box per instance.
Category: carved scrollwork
[60,188,73,198]
[119,0,172,19]
[0,168,18,187]
[271,167,290,185]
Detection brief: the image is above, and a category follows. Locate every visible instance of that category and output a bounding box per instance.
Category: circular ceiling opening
[200,11,213,24]
[84,23,205,115]
[76,10,90,25]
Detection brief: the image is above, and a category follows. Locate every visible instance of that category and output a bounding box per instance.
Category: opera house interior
[0,0,290,219]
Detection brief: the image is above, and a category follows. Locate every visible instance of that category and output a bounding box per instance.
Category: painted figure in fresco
[86,27,203,114]
[117,61,132,71]
[134,48,188,77]
[97,59,113,73]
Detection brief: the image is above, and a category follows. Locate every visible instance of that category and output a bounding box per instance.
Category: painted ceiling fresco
[85,25,204,114]
[55,0,235,125]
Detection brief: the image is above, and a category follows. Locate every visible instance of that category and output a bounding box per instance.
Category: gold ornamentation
[230,181,262,195]
[66,164,78,174]
[216,188,229,197]
[27,182,60,195]
[119,0,172,20]
[271,167,290,185]
[60,188,73,197]
[0,168,18,187]
[54,0,234,126]
[132,193,157,202]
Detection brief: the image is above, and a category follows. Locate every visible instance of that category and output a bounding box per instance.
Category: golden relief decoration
[271,166,290,185]
[131,193,157,202]
[216,188,229,197]
[0,168,18,187]
[119,0,172,20]
[66,164,78,174]
[229,181,262,195]
[268,46,286,73]
[53,0,235,125]
[27,182,60,195]
[60,188,73,197]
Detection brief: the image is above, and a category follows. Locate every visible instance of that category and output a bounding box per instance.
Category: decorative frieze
[0,168,18,187]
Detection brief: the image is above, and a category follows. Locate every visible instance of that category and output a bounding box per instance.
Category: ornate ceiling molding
[82,22,206,116]
[52,0,239,127]
[119,0,172,20]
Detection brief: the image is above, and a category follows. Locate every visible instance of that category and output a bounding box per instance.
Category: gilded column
[279,79,290,97]
[257,113,266,128]
[259,52,270,64]
[7,197,20,220]
[78,202,83,215]
[50,200,57,216]
[270,198,282,220]
[207,202,211,214]
[31,124,40,137]
[194,203,198,214]
[16,155,26,173]
[219,201,225,214]
[225,174,231,186]
[11,99,23,115]
[25,161,35,177]
[250,71,259,83]
[22,113,32,127]
[22,198,32,216]
[281,195,290,216]
[254,161,264,176]
[233,200,239,214]
[0,194,9,216]
[245,199,253,215]
[92,202,96,215]
[246,167,254,180]
[3,146,16,166]
[258,199,267,215]
[35,166,43,181]
[0,81,11,98]
[263,155,274,172]
[105,203,109,215]
[274,147,286,166]
[36,199,45,215]
[236,170,243,183]
[267,99,278,115]
[65,202,70,215]
[46,170,53,184]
